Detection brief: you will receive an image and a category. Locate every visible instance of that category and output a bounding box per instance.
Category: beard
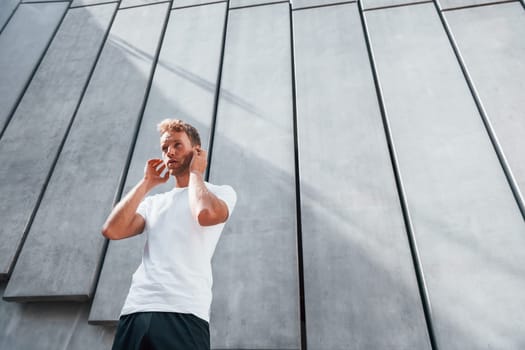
[167,152,193,176]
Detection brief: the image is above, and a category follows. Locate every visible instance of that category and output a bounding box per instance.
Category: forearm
[102,179,152,238]
[188,172,227,226]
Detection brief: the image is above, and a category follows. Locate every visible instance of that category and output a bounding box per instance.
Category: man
[102,119,236,350]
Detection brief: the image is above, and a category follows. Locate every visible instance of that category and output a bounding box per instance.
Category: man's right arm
[101,159,169,240]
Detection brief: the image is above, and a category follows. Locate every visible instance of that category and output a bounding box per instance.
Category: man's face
[160,131,194,176]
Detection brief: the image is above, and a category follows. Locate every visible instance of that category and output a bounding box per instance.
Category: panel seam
[0,2,70,141]
[0,1,20,34]
[172,0,226,10]
[432,0,525,219]
[0,1,75,280]
[97,0,175,299]
[15,0,122,297]
[292,0,355,11]
[118,0,171,10]
[363,0,432,11]
[289,2,307,349]
[21,0,70,3]
[357,1,439,349]
[440,0,518,12]
[230,0,288,10]
[70,1,119,9]
[205,0,229,181]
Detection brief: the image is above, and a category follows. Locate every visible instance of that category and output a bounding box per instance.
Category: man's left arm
[188,147,229,226]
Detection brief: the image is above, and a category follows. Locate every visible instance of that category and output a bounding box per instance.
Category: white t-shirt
[120,182,237,322]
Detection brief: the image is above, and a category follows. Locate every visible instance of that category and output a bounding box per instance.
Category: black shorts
[111,312,210,350]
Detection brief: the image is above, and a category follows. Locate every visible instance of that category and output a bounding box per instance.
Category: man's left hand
[189,146,207,175]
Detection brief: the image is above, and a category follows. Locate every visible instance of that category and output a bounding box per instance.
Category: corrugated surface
[1,0,524,349]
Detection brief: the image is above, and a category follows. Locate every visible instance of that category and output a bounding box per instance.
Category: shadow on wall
[111,33,265,122]
[2,1,523,350]
[0,4,162,349]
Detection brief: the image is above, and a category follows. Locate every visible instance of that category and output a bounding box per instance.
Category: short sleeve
[136,196,152,220]
[213,185,237,220]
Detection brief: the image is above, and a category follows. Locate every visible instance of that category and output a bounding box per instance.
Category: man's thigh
[149,312,210,350]
[112,312,210,350]
[112,313,152,350]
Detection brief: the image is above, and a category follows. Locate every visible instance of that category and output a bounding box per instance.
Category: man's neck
[174,172,190,188]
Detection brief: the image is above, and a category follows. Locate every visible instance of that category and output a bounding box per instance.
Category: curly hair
[157,119,201,146]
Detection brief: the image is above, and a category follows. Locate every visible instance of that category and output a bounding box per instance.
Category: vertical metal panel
[292,0,355,10]
[445,3,525,212]
[89,2,227,323]
[361,0,428,10]
[208,3,300,349]
[0,2,68,133]
[230,0,287,9]
[365,3,525,349]
[3,2,170,300]
[0,0,18,32]
[172,0,225,8]
[0,283,115,350]
[0,3,117,281]
[71,0,118,7]
[438,0,512,10]
[293,4,431,349]
[120,0,169,9]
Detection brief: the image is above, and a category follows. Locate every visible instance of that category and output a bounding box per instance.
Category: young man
[102,119,236,350]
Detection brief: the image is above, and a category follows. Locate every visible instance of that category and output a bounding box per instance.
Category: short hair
[157,119,201,146]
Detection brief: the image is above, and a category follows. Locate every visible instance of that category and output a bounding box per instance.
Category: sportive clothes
[111,312,210,350]
[120,183,237,322]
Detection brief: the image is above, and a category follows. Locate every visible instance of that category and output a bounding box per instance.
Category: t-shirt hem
[120,305,209,322]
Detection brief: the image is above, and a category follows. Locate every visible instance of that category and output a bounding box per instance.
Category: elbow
[101,225,118,240]
[196,209,211,226]
[197,209,227,227]
[196,210,211,226]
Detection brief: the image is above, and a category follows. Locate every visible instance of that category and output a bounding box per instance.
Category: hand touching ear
[189,146,207,175]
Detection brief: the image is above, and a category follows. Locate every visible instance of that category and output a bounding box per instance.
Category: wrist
[139,178,157,193]
[190,170,204,178]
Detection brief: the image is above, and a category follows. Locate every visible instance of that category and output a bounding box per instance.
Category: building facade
[0,0,524,348]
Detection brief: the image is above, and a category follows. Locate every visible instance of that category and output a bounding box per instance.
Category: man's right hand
[144,158,170,188]
[102,161,164,240]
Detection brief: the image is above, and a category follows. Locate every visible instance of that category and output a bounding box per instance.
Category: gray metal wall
[0,0,524,349]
